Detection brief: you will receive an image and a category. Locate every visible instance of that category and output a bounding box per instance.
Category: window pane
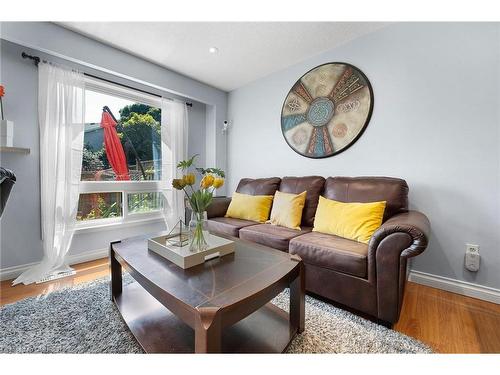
[82,89,162,181]
[77,192,122,221]
[127,192,164,214]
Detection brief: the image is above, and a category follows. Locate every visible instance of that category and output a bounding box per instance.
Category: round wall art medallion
[281,62,373,158]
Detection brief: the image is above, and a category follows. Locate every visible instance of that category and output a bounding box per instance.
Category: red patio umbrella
[100,108,130,181]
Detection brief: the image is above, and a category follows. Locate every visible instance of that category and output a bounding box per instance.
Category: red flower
[0,85,4,97]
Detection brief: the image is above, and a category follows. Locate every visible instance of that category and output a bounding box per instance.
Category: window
[77,192,122,221]
[77,78,167,228]
[127,192,164,214]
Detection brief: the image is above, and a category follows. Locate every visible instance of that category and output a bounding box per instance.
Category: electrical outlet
[465,244,480,272]
[466,244,479,254]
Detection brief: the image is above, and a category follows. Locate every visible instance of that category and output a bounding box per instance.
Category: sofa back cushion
[279,176,325,227]
[236,177,281,195]
[323,177,408,221]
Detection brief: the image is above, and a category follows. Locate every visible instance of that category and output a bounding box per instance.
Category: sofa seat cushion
[208,217,258,237]
[289,232,368,278]
[239,223,312,251]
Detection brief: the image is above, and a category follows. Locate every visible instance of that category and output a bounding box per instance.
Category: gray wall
[227,23,500,289]
[0,25,219,269]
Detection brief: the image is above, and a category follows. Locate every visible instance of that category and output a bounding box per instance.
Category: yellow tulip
[183,173,196,186]
[200,174,215,189]
[212,177,224,189]
[172,178,186,190]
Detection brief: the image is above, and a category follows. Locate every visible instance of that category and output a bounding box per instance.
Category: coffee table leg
[195,307,222,353]
[290,261,305,333]
[110,242,122,301]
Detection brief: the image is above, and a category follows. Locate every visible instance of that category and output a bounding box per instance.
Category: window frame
[76,78,169,231]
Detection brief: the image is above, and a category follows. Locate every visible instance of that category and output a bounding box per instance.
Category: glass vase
[189,210,209,252]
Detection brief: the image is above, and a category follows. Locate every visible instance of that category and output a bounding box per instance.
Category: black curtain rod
[21,52,193,107]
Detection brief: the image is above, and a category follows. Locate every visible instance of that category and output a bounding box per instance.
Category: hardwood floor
[0,259,109,306]
[394,281,500,353]
[1,257,499,353]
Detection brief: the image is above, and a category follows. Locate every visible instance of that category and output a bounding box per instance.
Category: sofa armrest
[368,210,430,324]
[206,197,232,219]
[369,210,430,259]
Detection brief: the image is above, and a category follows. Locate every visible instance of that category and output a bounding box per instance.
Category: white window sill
[75,215,166,234]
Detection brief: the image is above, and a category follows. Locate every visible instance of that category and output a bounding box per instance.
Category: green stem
[187,185,201,212]
[190,213,207,251]
[181,187,190,202]
[181,188,195,212]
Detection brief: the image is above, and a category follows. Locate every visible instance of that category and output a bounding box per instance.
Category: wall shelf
[0,146,31,154]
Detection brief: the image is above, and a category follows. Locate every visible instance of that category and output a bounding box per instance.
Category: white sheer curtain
[160,98,188,229]
[13,63,85,285]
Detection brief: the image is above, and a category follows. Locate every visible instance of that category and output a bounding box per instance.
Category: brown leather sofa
[205,176,430,326]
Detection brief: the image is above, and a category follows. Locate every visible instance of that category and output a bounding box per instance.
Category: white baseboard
[0,248,108,282]
[66,248,109,266]
[408,270,500,304]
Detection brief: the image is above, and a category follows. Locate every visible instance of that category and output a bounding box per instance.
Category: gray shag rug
[0,276,431,353]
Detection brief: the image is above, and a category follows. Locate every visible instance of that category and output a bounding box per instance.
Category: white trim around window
[76,183,171,231]
[75,215,164,233]
[85,76,161,108]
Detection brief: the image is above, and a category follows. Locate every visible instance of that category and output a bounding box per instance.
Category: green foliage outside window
[82,143,108,171]
[118,103,161,168]
[128,192,163,214]
[77,194,121,221]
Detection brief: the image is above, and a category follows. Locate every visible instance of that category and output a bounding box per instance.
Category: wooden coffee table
[110,233,304,353]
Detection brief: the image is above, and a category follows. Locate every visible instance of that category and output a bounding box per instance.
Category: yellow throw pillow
[313,196,386,244]
[267,190,307,230]
[225,192,274,223]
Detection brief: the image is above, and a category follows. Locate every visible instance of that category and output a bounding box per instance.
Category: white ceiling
[58,22,389,92]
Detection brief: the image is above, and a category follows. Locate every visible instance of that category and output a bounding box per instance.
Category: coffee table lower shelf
[114,281,296,353]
